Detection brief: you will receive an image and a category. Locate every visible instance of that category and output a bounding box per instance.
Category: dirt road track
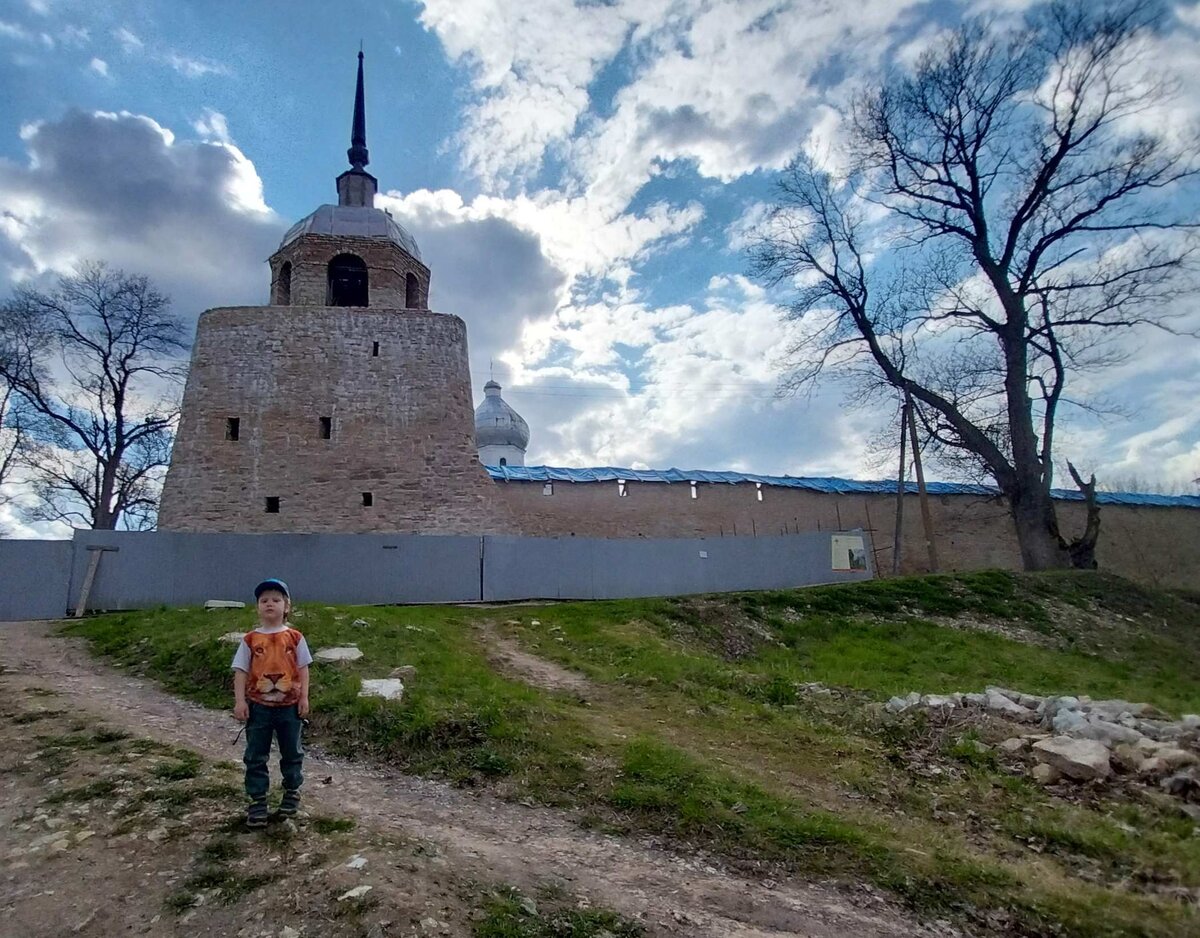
[0,620,959,938]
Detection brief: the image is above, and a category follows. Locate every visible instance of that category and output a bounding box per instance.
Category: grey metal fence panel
[482,531,873,601]
[0,540,74,620]
[66,531,482,610]
[1,529,874,620]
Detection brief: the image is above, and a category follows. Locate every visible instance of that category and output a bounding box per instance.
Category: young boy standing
[232,578,313,828]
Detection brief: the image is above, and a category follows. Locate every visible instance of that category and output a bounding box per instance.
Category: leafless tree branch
[749,1,1199,570]
[0,262,188,530]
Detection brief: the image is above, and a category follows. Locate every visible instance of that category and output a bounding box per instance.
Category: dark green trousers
[243,702,303,802]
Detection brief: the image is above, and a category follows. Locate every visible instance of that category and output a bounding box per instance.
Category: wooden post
[862,500,881,575]
[905,393,940,573]
[892,396,908,576]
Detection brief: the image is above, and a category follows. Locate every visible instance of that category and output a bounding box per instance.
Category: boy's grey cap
[253,578,289,599]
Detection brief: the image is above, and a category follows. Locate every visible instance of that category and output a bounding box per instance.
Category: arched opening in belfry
[327,253,369,306]
[277,261,292,305]
[405,272,419,308]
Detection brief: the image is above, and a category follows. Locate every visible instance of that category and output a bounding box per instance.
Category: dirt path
[0,620,959,938]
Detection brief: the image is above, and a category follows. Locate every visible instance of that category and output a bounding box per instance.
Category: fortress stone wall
[158,306,516,534]
[155,55,1199,589]
[488,480,1200,590]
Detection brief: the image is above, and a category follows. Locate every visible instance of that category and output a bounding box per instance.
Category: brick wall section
[158,305,518,534]
[268,235,430,309]
[489,480,1200,589]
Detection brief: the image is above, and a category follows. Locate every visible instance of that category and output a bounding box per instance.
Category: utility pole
[892,396,908,576]
[905,392,939,573]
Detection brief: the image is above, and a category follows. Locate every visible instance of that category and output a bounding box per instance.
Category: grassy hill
[70,570,1200,937]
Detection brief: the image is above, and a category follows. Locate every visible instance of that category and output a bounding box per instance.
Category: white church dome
[475,381,529,453]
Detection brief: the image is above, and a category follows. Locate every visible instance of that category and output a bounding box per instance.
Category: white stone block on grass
[358,678,404,701]
[218,632,245,644]
[315,646,363,662]
[205,600,245,610]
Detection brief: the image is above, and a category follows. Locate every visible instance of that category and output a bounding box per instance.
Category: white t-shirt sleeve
[231,637,250,672]
[296,635,313,668]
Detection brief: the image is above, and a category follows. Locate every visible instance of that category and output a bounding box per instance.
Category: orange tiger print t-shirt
[232,627,314,707]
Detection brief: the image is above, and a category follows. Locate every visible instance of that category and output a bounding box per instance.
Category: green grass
[68,570,1200,937]
[310,816,356,835]
[151,756,201,781]
[474,887,643,937]
[44,778,119,804]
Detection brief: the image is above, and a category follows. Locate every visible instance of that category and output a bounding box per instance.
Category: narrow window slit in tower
[618,479,627,497]
[319,416,332,440]
[265,496,280,514]
[362,491,373,507]
[225,417,240,441]
[542,482,553,496]
[756,483,763,502]
[690,482,698,500]
[372,341,379,357]
[499,457,507,467]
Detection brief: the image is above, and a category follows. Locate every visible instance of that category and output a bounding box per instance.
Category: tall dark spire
[347,50,369,170]
[337,48,377,207]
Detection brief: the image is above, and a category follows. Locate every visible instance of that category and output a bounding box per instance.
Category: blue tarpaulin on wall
[484,465,1200,509]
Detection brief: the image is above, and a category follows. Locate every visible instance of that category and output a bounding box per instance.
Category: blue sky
[1,0,1199,535]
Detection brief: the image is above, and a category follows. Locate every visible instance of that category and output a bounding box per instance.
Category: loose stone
[1032,736,1111,781]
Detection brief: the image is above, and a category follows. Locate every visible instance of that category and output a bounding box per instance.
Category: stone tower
[474,380,529,467]
[158,53,516,535]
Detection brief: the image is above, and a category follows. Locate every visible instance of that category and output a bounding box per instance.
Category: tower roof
[277,204,422,259]
[475,381,530,450]
[275,50,423,261]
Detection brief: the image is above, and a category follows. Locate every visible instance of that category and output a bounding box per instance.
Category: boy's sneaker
[278,790,301,817]
[246,801,268,828]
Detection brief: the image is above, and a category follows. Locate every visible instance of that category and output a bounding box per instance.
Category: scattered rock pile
[886,686,1200,803]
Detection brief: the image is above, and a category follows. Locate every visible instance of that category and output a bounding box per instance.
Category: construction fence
[0,528,874,621]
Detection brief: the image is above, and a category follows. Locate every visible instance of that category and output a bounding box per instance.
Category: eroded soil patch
[479,621,594,696]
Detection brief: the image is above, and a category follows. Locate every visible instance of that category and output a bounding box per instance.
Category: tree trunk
[93,459,118,529]
[1065,462,1101,570]
[1008,487,1073,571]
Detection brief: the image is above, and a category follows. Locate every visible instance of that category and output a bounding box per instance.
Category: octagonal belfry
[158,53,516,535]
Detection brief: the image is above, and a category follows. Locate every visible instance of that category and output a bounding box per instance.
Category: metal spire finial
[347,49,369,170]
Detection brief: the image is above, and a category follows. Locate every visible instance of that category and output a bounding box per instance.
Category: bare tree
[750,2,1198,570]
[0,263,188,530]
[0,381,28,532]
